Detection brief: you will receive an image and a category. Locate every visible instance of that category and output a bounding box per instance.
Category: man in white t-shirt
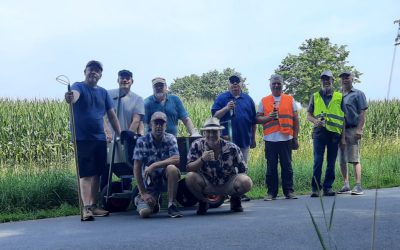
[256,74,300,201]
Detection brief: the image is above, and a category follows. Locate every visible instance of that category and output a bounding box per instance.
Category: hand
[314,119,325,128]
[269,111,278,120]
[250,140,256,149]
[65,91,74,104]
[141,192,156,206]
[106,132,112,142]
[355,129,363,140]
[226,101,235,111]
[201,150,215,162]
[190,129,201,137]
[291,138,299,150]
[144,164,155,180]
[339,138,346,150]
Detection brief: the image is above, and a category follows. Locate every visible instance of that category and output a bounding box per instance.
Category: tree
[275,38,362,105]
[169,68,248,100]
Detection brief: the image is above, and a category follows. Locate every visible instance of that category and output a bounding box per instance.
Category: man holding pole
[65,60,121,221]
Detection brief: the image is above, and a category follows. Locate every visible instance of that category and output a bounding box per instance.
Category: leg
[323,135,339,190]
[165,165,181,204]
[265,141,279,197]
[354,162,362,183]
[279,140,294,196]
[312,138,326,192]
[80,176,96,206]
[185,172,208,202]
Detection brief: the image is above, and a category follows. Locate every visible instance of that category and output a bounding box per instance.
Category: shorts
[145,167,181,194]
[201,174,247,196]
[338,127,361,164]
[76,140,107,178]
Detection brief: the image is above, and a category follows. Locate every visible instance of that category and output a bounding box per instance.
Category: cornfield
[1,97,399,166]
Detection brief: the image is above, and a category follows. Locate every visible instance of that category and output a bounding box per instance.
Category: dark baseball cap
[320,70,333,78]
[339,71,352,77]
[118,69,133,78]
[229,73,242,84]
[86,60,103,71]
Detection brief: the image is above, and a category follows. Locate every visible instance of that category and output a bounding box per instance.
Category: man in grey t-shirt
[105,69,145,138]
[337,71,368,195]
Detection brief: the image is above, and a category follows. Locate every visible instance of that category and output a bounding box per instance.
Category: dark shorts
[76,140,107,178]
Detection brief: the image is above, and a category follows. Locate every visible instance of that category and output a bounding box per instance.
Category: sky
[1,0,399,104]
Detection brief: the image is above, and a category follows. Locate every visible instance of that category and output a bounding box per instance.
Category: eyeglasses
[321,76,332,80]
[271,82,282,86]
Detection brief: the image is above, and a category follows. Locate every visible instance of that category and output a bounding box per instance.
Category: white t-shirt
[257,95,298,142]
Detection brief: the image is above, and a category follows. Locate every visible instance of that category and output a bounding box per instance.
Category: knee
[166,165,180,179]
[185,172,201,187]
[235,174,253,193]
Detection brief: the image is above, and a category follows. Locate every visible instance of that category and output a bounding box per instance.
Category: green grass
[0,98,399,222]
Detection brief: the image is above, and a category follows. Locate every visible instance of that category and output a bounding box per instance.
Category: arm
[250,123,257,148]
[138,121,144,136]
[103,116,112,142]
[134,159,146,195]
[181,117,199,136]
[144,155,180,177]
[128,114,141,134]
[355,110,366,139]
[107,109,121,137]
[213,101,235,119]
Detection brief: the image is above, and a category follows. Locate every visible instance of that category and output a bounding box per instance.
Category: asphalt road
[1,187,399,250]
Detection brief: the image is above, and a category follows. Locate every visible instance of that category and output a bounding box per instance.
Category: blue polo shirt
[71,82,113,141]
[144,94,188,136]
[211,91,256,148]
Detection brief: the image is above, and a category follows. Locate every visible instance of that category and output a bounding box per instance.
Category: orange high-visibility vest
[262,94,294,136]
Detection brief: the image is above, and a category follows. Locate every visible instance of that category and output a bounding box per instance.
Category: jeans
[265,140,294,197]
[312,133,340,191]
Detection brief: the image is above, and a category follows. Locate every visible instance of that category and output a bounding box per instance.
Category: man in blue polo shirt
[144,77,199,137]
[212,73,257,201]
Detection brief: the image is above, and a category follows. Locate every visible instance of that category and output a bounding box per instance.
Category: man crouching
[133,111,182,218]
[185,117,253,215]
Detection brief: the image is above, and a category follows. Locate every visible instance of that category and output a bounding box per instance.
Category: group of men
[65,60,367,221]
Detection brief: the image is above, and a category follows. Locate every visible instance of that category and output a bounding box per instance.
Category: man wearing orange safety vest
[256,74,299,201]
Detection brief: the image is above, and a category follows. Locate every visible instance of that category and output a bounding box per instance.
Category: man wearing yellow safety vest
[307,70,345,197]
[256,74,300,201]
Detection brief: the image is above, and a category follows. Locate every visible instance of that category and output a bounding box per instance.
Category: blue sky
[1,0,399,104]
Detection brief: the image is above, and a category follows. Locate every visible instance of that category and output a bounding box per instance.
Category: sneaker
[90,205,109,217]
[337,185,351,194]
[152,195,161,214]
[230,196,243,212]
[351,185,364,195]
[323,188,336,196]
[310,191,320,198]
[168,204,183,218]
[241,194,251,202]
[264,194,276,201]
[196,201,209,215]
[81,206,94,221]
[285,192,298,199]
[134,195,152,218]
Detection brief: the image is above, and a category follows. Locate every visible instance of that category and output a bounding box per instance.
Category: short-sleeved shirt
[257,95,298,142]
[108,89,145,132]
[307,90,344,140]
[71,82,113,141]
[341,87,368,127]
[187,138,247,186]
[133,132,179,175]
[144,94,188,136]
[211,91,256,148]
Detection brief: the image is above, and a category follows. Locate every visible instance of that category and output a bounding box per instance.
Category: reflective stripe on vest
[313,91,344,134]
[262,94,294,136]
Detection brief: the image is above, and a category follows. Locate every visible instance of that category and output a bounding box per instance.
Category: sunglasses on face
[321,76,331,81]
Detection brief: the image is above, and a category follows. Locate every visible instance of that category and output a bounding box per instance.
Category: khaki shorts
[339,127,361,164]
[201,174,248,196]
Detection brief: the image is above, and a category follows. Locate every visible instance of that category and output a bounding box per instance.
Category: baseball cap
[339,71,352,77]
[118,69,133,78]
[270,74,283,83]
[150,111,167,122]
[152,77,167,86]
[229,73,242,84]
[86,60,103,71]
[320,70,333,78]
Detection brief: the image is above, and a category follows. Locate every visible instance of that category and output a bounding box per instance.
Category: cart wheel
[101,181,131,212]
[207,194,225,208]
[176,178,198,207]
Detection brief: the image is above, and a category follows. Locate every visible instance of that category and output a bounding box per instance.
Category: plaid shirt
[133,132,179,173]
[187,138,247,186]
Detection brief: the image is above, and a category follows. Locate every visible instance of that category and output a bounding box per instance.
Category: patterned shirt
[133,132,179,174]
[187,138,247,186]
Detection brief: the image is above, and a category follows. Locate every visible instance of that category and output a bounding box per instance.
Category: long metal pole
[386,19,400,99]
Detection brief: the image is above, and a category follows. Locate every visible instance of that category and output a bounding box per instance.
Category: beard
[322,87,332,96]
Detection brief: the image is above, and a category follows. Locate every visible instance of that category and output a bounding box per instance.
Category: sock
[168,202,175,208]
[344,181,350,187]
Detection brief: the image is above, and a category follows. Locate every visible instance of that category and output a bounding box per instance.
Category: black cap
[339,71,352,77]
[118,69,133,78]
[229,73,242,84]
[86,60,103,71]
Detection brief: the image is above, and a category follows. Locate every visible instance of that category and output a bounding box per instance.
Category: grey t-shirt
[108,89,145,132]
[341,87,368,127]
